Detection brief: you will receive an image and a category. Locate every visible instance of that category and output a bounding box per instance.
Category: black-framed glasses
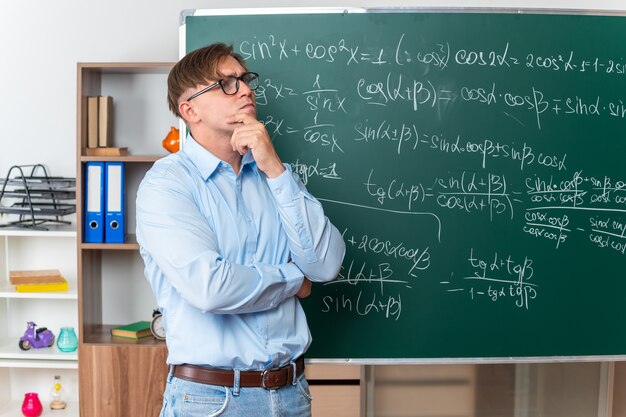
[187,72,260,101]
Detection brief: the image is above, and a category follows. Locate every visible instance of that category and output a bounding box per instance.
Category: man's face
[187,56,257,136]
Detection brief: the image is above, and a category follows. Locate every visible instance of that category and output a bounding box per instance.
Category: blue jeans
[159,370,313,417]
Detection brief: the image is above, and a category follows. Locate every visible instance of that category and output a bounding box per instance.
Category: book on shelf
[111,321,152,340]
[9,269,63,285]
[86,95,113,149]
[98,95,113,148]
[87,96,99,148]
[15,277,68,293]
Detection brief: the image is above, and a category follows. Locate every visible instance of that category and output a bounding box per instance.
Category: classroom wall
[1,0,625,178]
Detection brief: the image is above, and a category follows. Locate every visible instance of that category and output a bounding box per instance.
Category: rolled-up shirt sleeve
[266,164,346,282]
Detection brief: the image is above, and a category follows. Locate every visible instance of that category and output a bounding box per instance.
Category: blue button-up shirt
[136,135,345,370]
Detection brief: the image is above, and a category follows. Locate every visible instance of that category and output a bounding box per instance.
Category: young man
[136,43,345,416]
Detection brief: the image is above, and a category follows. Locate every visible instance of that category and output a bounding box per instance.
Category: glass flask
[21,392,43,417]
[56,327,78,352]
[49,375,67,410]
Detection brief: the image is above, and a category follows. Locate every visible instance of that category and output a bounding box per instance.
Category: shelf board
[0,281,77,300]
[79,62,174,73]
[80,233,139,250]
[83,324,165,347]
[0,225,76,238]
[0,338,77,365]
[80,155,166,163]
[0,358,78,370]
[0,400,79,417]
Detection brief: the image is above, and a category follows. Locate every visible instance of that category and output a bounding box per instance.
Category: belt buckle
[261,368,281,390]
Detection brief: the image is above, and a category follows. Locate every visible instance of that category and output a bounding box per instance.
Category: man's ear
[179,101,199,124]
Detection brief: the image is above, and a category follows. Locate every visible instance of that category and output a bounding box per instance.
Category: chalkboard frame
[180,7,626,365]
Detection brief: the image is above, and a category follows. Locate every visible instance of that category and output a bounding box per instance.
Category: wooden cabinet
[372,365,476,417]
[79,344,167,417]
[306,364,362,417]
[0,228,78,417]
[76,62,176,417]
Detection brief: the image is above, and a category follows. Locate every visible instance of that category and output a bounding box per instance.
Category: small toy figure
[18,321,55,350]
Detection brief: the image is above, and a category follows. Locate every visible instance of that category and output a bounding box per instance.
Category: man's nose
[237,81,253,97]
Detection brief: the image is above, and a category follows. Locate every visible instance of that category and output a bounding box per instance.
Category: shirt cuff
[281,261,305,297]
[266,165,300,205]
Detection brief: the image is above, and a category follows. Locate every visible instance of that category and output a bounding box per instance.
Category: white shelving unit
[0,225,78,417]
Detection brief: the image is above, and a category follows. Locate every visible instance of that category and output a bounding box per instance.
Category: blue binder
[84,162,105,243]
[105,162,125,243]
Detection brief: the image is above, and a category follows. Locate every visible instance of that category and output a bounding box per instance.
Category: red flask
[21,392,43,417]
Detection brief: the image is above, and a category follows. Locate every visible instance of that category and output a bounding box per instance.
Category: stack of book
[85,95,127,156]
[9,269,68,292]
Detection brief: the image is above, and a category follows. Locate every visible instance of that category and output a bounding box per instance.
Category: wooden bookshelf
[76,62,175,417]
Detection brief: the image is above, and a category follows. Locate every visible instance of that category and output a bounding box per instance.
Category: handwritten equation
[525,172,626,252]
[240,35,626,76]
[445,249,538,310]
[320,227,432,321]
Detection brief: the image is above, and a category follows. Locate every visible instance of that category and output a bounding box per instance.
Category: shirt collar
[182,132,257,181]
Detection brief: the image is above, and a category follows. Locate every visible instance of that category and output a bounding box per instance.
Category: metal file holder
[0,164,76,230]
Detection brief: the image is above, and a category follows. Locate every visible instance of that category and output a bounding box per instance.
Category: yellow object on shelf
[15,277,68,293]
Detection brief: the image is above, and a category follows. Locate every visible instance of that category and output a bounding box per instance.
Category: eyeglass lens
[221,72,259,95]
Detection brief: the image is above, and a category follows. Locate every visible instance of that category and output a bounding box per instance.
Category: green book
[111,321,152,340]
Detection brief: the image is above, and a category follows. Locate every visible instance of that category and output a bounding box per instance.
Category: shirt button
[249,257,255,264]
[276,188,282,195]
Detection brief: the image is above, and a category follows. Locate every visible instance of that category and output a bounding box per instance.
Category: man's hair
[167,43,248,118]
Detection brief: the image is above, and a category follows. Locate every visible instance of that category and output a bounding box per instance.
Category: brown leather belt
[172,356,305,390]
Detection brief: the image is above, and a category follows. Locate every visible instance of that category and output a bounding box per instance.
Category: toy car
[18,321,55,350]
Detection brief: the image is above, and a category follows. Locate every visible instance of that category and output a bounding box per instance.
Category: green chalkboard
[184,10,626,360]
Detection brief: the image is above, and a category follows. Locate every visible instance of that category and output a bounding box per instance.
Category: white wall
[0,0,625,178]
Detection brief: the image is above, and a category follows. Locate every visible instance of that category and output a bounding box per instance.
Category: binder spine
[104,162,125,243]
[84,162,104,243]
